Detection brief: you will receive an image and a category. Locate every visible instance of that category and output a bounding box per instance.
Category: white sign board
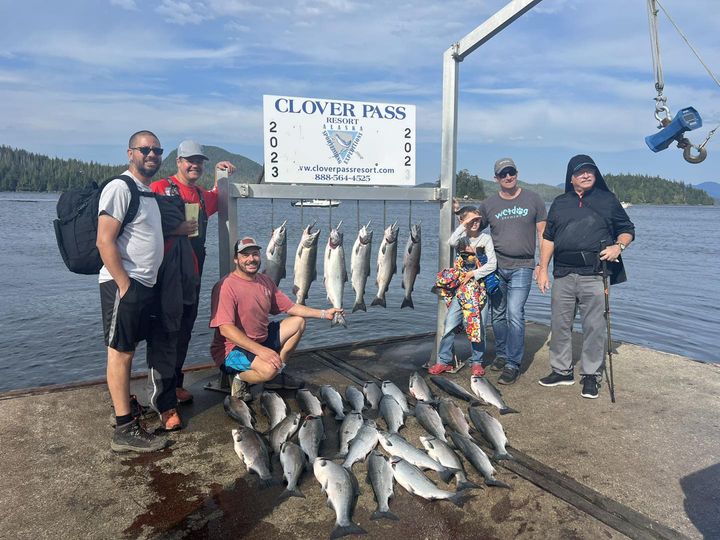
[263,95,416,186]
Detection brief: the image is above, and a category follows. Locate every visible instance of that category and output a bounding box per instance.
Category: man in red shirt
[151,140,235,406]
[210,237,344,401]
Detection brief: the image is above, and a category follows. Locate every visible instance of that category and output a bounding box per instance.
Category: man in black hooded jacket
[536,155,635,399]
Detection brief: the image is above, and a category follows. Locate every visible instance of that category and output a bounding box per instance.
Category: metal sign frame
[217,0,543,362]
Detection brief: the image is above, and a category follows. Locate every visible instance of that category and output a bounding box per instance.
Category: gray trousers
[549,274,607,378]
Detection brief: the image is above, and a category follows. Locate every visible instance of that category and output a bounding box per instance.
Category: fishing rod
[601,255,617,403]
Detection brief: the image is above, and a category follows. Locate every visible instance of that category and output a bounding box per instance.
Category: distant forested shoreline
[0,145,714,205]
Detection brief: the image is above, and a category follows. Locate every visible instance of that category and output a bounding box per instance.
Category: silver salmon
[390,457,472,507]
[468,406,513,461]
[379,394,405,434]
[378,431,455,483]
[430,376,481,404]
[380,380,410,414]
[263,220,287,286]
[437,398,471,438]
[345,385,366,412]
[297,388,323,416]
[362,382,383,410]
[298,415,325,466]
[449,431,510,489]
[232,427,274,488]
[278,441,306,500]
[350,221,373,313]
[401,222,421,309]
[269,412,302,455]
[367,451,399,521]
[293,222,321,305]
[470,375,519,415]
[372,222,398,308]
[223,395,255,428]
[337,411,364,459]
[313,457,367,539]
[260,390,288,430]
[409,371,435,402]
[323,221,347,327]
[320,384,346,420]
[414,402,447,442]
[420,435,479,491]
[342,419,379,469]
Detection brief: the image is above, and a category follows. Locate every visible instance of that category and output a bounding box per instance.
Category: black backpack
[53,174,154,275]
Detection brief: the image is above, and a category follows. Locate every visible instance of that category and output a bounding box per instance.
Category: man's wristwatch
[615,241,626,251]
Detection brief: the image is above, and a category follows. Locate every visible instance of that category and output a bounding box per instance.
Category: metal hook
[683,142,708,164]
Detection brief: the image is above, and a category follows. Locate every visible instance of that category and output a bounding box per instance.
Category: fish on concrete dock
[223,395,255,428]
[409,371,435,403]
[232,427,274,488]
[470,375,519,415]
[279,441,306,500]
[367,450,399,521]
[468,406,513,460]
[313,457,367,539]
[390,456,472,507]
[449,431,510,489]
[430,376,480,404]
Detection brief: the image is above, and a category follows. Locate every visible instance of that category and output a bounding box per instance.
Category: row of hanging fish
[227,371,517,538]
[261,219,422,319]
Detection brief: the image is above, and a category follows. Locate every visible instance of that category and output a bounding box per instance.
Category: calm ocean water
[0,192,718,392]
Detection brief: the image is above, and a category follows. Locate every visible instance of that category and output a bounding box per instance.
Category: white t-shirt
[97,171,163,287]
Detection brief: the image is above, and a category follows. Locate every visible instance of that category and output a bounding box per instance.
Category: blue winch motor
[645,107,703,153]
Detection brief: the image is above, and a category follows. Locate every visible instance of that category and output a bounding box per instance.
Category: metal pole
[216,168,234,277]
[433,46,460,365]
[431,0,544,368]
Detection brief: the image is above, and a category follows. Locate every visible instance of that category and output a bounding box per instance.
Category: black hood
[565,154,610,193]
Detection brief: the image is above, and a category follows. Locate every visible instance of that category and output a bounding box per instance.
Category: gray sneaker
[231,374,253,402]
[490,357,506,372]
[109,394,157,428]
[111,419,168,453]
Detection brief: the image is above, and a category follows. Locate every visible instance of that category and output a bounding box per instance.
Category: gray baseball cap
[177,139,208,160]
[494,157,517,175]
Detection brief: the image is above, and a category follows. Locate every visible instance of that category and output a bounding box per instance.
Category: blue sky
[1,0,718,186]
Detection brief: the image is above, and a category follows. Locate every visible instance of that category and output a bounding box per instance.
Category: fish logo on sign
[323,127,363,164]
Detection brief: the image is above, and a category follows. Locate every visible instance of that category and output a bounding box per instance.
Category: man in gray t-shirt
[97,130,168,453]
[478,158,547,384]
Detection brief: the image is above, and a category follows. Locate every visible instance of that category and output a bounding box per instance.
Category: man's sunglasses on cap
[497,168,517,178]
[130,146,164,156]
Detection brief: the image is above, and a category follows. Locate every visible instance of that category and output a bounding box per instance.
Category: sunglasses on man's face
[130,146,164,156]
[497,168,517,178]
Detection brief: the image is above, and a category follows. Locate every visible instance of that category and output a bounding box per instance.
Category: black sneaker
[490,357,506,372]
[497,366,519,385]
[109,395,157,428]
[580,376,600,399]
[231,374,253,402]
[111,418,168,453]
[538,371,575,387]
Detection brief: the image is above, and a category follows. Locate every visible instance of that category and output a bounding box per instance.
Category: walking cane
[601,259,617,403]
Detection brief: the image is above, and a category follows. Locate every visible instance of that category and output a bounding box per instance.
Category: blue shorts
[221,321,282,375]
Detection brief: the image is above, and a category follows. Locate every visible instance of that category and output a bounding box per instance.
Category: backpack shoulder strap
[109,174,155,232]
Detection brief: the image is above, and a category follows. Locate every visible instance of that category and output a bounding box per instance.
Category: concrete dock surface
[1,322,718,539]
